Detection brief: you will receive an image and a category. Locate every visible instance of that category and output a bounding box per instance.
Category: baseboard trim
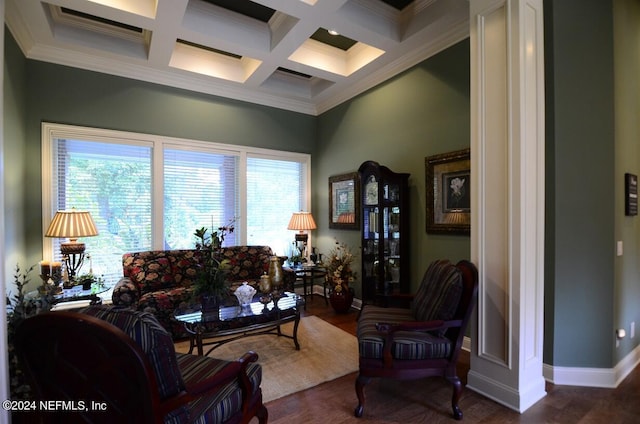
[466,369,541,413]
[544,342,640,388]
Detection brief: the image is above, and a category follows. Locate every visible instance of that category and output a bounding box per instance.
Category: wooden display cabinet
[358,161,410,305]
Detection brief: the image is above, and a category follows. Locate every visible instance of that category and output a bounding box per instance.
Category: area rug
[174,315,358,403]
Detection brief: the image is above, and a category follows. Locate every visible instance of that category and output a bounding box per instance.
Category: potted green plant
[193,222,234,311]
[76,272,105,291]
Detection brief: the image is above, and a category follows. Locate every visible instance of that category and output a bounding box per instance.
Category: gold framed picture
[426,148,470,234]
[329,172,360,230]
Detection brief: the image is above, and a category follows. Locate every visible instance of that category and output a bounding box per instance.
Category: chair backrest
[79,305,186,399]
[411,260,464,323]
[410,259,478,344]
[14,310,166,424]
[447,260,479,356]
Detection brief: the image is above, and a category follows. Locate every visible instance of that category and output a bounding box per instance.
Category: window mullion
[152,141,164,250]
[238,151,247,245]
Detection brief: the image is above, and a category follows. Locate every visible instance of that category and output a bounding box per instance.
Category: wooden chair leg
[354,374,370,418]
[255,405,269,424]
[448,375,463,420]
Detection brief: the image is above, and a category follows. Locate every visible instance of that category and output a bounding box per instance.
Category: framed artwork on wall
[625,173,638,216]
[425,148,471,234]
[329,172,360,230]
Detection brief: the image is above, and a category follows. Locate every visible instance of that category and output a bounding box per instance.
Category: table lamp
[45,209,98,282]
[287,212,317,262]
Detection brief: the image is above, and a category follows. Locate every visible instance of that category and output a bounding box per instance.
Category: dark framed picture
[426,148,471,234]
[329,172,360,230]
[625,173,638,216]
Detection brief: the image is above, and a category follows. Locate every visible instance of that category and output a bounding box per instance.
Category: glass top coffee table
[27,283,111,306]
[174,292,304,356]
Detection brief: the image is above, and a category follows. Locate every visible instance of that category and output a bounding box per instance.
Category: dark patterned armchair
[112,246,294,338]
[14,305,267,424]
[355,259,478,420]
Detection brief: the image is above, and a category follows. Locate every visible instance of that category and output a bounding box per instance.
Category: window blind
[163,148,239,249]
[51,138,152,282]
[246,156,306,256]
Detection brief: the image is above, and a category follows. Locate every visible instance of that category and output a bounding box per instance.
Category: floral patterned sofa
[112,246,295,339]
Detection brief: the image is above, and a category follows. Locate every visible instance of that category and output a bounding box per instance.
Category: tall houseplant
[193,222,234,310]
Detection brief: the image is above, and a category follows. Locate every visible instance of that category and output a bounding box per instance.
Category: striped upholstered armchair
[355,259,478,420]
[15,305,267,424]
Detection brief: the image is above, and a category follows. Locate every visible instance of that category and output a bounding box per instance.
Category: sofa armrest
[111,277,141,307]
[184,359,244,396]
[183,351,260,412]
[375,319,446,334]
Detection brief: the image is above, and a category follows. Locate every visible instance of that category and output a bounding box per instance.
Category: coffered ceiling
[6,0,469,115]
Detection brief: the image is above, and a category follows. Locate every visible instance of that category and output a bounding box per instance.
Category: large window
[246,156,307,256]
[163,148,239,249]
[42,123,310,283]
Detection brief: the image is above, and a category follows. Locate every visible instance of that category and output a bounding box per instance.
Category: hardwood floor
[256,295,640,423]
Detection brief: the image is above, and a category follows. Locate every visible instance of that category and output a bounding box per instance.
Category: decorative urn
[234,281,257,306]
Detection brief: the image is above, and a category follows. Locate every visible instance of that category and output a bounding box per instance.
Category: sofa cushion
[78,305,185,400]
[411,259,463,325]
[123,250,200,294]
[218,246,273,283]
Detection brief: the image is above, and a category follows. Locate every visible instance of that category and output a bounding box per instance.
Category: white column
[468,0,546,412]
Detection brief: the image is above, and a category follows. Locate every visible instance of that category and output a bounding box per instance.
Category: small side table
[27,283,110,308]
[293,265,327,309]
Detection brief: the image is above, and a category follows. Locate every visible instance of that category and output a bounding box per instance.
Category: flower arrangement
[193,219,235,297]
[323,241,357,293]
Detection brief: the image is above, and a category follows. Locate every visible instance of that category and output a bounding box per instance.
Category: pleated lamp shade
[287,212,316,243]
[287,212,317,231]
[45,210,98,255]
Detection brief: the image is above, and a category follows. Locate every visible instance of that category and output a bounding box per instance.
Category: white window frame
[41,122,312,261]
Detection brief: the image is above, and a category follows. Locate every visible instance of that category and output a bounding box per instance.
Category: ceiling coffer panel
[6,0,469,114]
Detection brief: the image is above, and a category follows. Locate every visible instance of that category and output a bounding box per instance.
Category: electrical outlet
[631,321,635,339]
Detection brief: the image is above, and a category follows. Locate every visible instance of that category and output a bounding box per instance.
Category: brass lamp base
[60,239,86,281]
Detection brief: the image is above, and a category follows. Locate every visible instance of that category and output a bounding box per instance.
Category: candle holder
[259,294,272,312]
[50,264,63,295]
[38,261,52,295]
[271,290,282,309]
[38,274,51,295]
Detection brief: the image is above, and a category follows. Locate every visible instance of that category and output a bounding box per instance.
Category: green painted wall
[612,0,640,363]
[3,29,27,285]
[545,0,616,367]
[316,39,471,297]
[19,58,316,268]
